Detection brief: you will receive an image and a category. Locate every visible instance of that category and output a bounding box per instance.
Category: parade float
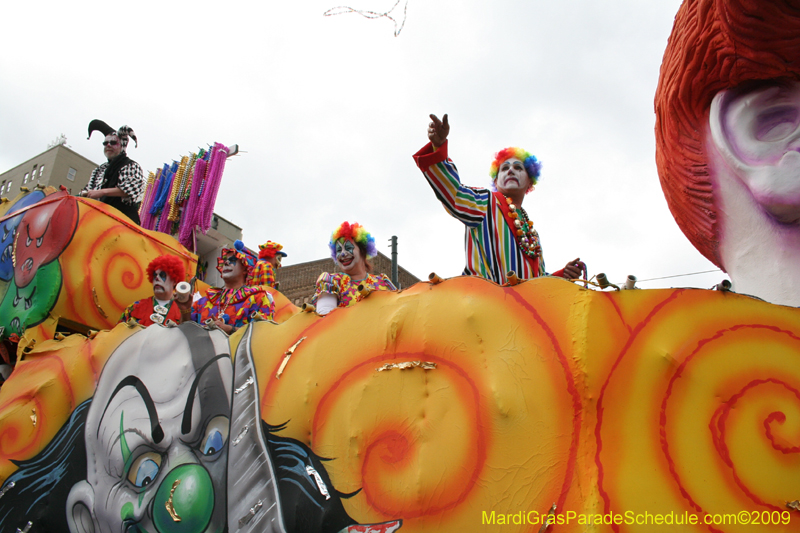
[0,0,799,531]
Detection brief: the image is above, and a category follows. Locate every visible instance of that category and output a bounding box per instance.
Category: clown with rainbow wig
[119,255,188,326]
[413,113,584,284]
[311,221,396,315]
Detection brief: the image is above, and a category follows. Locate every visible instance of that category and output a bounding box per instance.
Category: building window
[39,165,44,178]
[23,173,29,184]
[67,168,77,181]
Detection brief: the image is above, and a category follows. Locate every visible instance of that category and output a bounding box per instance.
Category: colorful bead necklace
[506,197,540,259]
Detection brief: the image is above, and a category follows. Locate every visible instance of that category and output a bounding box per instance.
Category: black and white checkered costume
[82,159,145,205]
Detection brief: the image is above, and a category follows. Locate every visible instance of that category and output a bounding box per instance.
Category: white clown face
[67,324,233,533]
[152,270,176,301]
[713,81,800,224]
[220,254,246,283]
[335,238,363,275]
[496,157,531,196]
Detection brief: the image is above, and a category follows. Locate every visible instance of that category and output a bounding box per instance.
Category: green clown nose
[153,464,214,533]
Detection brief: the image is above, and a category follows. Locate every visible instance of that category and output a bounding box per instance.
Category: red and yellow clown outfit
[119,255,186,326]
[191,244,275,328]
[311,222,396,309]
[251,241,287,288]
[413,141,566,284]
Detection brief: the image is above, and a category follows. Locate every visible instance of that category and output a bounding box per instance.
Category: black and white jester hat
[87,119,138,149]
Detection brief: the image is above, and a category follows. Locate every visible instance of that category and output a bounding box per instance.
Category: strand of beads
[506,197,540,259]
[167,156,189,222]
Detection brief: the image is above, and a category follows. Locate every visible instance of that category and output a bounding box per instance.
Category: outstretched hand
[562,258,586,280]
[428,114,450,148]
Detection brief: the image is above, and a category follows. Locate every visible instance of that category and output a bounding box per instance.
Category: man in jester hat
[413,114,584,284]
[180,241,275,333]
[311,221,396,315]
[250,240,287,288]
[81,119,144,224]
[119,255,189,326]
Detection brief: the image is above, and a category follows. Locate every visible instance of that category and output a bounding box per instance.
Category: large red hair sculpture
[146,255,186,284]
[654,0,800,267]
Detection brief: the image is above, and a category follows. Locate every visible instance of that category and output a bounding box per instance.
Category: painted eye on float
[36,235,43,248]
[200,416,229,456]
[127,452,162,488]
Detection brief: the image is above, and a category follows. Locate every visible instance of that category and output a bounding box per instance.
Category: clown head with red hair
[258,240,287,269]
[655,0,800,305]
[147,255,186,302]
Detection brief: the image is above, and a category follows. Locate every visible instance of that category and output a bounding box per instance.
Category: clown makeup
[496,158,531,196]
[152,269,175,302]
[103,134,123,161]
[335,238,366,279]
[220,255,245,282]
[68,325,233,533]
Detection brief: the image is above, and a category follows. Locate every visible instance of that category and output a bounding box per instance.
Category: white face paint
[496,157,531,196]
[67,325,232,533]
[220,254,246,283]
[335,238,363,276]
[715,81,800,224]
[152,269,175,301]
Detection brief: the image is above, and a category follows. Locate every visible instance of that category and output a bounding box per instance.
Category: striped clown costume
[414,140,566,284]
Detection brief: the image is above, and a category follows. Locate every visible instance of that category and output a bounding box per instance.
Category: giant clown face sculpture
[66,323,232,533]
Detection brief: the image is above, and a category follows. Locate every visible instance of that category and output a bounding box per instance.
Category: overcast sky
[0,0,726,289]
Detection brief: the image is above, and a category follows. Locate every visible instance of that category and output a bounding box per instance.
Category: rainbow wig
[147,255,186,284]
[329,221,377,260]
[489,147,542,192]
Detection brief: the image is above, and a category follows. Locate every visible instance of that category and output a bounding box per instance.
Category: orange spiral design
[254,277,581,531]
[55,201,196,331]
[594,289,800,533]
[0,325,138,482]
[661,325,800,515]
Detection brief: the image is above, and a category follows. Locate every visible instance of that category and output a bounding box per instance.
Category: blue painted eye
[127,452,162,488]
[203,430,224,455]
[200,416,229,456]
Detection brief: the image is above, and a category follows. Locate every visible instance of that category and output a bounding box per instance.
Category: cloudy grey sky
[0,0,725,289]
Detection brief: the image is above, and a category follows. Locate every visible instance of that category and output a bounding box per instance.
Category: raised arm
[413,114,489,228]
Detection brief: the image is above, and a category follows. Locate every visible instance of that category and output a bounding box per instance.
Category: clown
[655,0,800,306]
[119,255,187,326]
[413,114,584,284]
[81,119,144,224]
[250,240,287,288]
[311,221,396,315]
[183,241,274,333]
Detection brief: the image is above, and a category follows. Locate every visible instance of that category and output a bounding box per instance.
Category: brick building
[277,251,421,306]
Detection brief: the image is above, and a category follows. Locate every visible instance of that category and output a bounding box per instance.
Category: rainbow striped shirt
[414,141,548,284]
